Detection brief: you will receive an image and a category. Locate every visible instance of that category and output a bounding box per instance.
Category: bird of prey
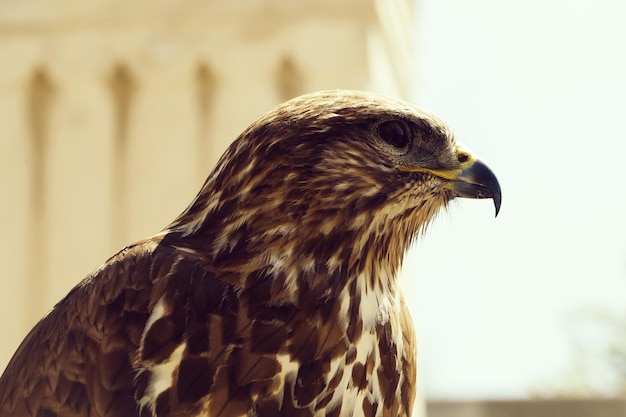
[0,90,501,417]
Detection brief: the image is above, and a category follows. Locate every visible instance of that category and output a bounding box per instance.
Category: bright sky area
[401,0,626,399]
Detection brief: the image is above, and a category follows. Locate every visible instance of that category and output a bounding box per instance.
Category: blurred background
[1,0,625,416]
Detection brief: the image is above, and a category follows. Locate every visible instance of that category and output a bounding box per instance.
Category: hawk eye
[378,120,409,148]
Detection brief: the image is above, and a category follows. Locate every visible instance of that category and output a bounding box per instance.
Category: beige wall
[0,0,416,400]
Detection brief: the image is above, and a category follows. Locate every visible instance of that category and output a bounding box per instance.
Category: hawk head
[167,90,501,300]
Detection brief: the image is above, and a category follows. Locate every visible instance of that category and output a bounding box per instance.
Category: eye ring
[377,120,410,149]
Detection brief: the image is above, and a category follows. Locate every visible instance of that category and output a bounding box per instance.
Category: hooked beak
[452,158,502,217]
[399,146,502,217]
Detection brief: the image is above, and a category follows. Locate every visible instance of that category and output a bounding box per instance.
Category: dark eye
[378,120,409,148]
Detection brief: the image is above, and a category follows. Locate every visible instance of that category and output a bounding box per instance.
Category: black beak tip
[493,190,502,217]
[483,166,502,218]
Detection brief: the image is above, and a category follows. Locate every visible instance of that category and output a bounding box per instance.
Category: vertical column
[108,64,136,246]
[26,66,55,325]
[276,55,304,102]
[195,62,217,177]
